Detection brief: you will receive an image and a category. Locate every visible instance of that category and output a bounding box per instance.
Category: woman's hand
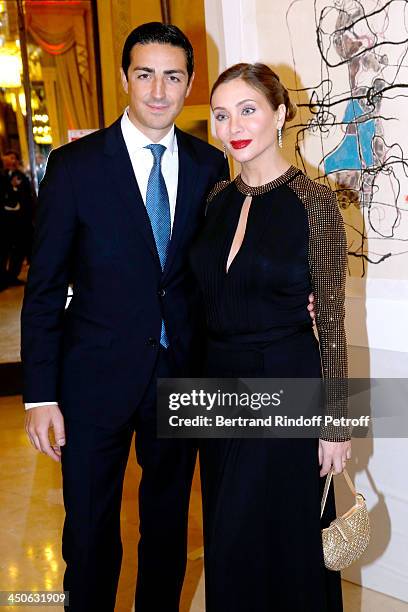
[318,439,352,477]
[307,292,315,324]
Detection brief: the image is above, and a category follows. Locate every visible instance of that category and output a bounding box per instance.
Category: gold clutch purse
[321,468,370,571]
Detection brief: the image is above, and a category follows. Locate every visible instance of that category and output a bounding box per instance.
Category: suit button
[158,289,166,297]
[147,337,158,347]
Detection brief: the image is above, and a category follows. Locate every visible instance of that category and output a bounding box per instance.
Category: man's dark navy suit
[21,116,228,611]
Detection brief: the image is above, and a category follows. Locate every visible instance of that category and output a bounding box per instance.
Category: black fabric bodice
[190,169,313,339]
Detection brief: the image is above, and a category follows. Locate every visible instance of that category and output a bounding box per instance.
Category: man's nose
[151,77,165,99]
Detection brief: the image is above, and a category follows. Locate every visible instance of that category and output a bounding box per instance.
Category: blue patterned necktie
[145,143,170,348]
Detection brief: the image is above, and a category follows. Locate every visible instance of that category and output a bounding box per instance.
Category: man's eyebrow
[133,66,154,72]
[163,69,186,75]
[133,66,186,75]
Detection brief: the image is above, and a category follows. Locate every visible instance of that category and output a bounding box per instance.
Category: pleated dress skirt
[199,327,343,612]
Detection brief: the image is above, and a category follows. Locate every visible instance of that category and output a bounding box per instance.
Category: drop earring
[278,127,283,149]
[223,145,228,159]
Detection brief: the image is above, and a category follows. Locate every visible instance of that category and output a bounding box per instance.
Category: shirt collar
[121,107,177,154]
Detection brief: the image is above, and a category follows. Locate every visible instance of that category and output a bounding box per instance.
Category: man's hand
[318,439,352,477]
[25,404,66,462]
[307,292,315,323]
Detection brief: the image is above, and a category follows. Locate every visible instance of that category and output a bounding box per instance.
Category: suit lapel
[103,117,161,267]
[162,127,200,281]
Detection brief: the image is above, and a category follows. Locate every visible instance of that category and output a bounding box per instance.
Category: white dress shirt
[121,108,179,230]
[25,109,179,410]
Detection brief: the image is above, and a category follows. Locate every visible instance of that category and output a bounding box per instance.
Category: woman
[190,63,351,611]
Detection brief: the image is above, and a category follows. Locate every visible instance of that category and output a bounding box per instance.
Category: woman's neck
[240,150,291,187]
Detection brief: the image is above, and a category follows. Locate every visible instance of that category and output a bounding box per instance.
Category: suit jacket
[21,116,229,428]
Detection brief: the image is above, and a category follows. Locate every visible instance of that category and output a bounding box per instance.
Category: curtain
[26,7,97,133]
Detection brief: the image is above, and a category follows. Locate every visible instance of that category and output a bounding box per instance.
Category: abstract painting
[280,0,408,278]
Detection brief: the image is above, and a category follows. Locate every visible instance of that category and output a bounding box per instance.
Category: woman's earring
[278,127,283,149]
[223,145,228,159]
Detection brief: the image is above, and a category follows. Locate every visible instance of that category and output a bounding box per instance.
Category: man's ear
[185,72,195,99]
[120,68,129,94]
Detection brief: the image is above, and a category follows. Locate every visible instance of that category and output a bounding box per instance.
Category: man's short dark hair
[122,22,194,83]
[4,149,20,160]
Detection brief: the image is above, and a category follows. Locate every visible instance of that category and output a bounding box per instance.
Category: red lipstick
[230,139,252,149]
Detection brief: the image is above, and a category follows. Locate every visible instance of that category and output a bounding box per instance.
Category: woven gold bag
[321,468,370,571]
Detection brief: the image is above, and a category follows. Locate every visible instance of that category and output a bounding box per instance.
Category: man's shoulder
[50,125,109,162]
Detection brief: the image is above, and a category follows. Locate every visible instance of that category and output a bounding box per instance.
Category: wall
[204,0,408,602]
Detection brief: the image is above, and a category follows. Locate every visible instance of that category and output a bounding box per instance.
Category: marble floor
[0,396,407,611]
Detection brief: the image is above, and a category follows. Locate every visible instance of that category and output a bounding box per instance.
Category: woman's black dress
[189,166,349,612]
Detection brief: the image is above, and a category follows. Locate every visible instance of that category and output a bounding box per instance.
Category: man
[22,21,315,612]
[22,22,228,612]
[0,150,34,287]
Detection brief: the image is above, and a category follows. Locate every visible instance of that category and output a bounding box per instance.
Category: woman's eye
[242,107,255,115]
[215,114,227,121]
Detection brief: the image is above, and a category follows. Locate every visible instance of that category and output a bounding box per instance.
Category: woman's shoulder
[206,179,232,203]
[290,169,336,208]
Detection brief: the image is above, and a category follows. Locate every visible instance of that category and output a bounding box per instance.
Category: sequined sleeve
[291,176,350,441]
